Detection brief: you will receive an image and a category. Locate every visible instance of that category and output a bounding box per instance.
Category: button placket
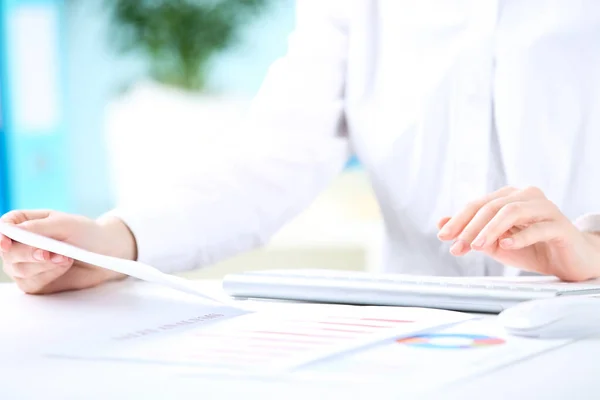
[449,3,501,276]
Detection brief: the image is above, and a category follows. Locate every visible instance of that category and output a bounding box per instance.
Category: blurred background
[0,0,383,283]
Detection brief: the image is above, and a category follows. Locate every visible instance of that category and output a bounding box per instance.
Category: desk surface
[1,280,599,400]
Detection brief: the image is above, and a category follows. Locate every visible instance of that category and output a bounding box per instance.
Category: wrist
[581,231,600,279]
[96,215,138,261]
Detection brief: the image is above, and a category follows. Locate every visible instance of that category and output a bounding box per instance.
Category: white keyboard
[222,269,600,313]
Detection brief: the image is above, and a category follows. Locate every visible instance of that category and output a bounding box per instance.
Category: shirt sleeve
[107,1,351,274]
[574,213,600,233]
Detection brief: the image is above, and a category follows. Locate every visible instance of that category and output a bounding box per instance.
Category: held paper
[0,222,231,306]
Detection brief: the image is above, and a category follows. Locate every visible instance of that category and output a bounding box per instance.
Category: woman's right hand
[0,210,137,294]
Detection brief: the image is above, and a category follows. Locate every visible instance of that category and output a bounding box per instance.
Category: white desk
[1,280,599,400]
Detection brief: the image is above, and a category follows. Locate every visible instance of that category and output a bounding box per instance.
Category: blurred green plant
[104,0,268,92]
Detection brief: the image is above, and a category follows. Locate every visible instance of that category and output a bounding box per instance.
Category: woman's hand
[0,210,136,294]
[437,186,600,282]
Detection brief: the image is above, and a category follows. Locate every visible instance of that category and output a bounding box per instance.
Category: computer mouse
[498,296,600,339]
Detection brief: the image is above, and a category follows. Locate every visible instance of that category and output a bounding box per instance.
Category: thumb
[1,210,51,225]
[19,217,71,241]
[1,210,54,249]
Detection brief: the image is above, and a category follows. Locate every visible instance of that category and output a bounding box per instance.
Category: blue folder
[0,0,70,214]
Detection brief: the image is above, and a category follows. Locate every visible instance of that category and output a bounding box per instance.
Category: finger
[437,217,451,230]
[472,200,561,250]
[2,242,71,265]
[1,242,47,264]
[499,221,567,250]
[14,263,72,294]
[18,217,71,241]
[438,186,518,241]
[0,234,12,252]
[25,265,109,295]
[3,261,67,279]
[1,210,52,224]
[449,193,530,256]
[458,196,534,253]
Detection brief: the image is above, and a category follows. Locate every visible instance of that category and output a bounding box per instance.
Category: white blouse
[112,0,600,277]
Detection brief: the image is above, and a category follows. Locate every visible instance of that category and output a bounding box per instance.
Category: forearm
[109,139,348,274]
[109,182,266,273]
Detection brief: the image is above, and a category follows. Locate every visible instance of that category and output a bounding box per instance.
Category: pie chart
[396,333,505,349]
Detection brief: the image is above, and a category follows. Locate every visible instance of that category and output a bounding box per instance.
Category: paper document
[49,303,473,374]
[0,222,229,306]
[295,317,573,390]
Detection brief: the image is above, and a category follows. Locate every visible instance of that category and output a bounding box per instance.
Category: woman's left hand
[437,186,600,282]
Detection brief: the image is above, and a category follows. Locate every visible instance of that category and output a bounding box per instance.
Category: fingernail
[437,217,450,229]
[50,254,65,263]
[472,236,486,249]
[450,240,465,255]
[33,249,46,262]
[438,226,452,239]
[500,238,514,248]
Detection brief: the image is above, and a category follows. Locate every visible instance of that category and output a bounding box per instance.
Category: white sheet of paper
[49,303,474,374]
[0,280,250,364]
[293,317,573,390]
[0,222,233,306]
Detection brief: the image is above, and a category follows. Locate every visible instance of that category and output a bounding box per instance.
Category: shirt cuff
[574,213,600,233]
[100,207,195,274]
